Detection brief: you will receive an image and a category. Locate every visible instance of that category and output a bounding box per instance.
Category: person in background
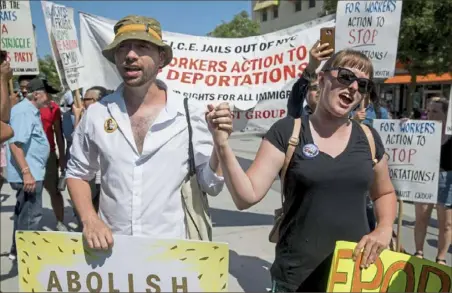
[352,88,390,232]
[38,82,67,231]
[78,86,111,212]
[62,90,76,162]
[210,49,397,292]
[352,88,389,125]
[287,40,333,118]
[302,79,320,116]
[6,77,51,260]
[18,75,37,100]
[414,96,451,265]
[412,108,422,119]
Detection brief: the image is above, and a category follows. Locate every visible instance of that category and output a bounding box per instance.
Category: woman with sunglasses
[208,49,397,292]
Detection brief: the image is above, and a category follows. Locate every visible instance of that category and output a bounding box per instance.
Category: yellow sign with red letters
[327,241,451,292]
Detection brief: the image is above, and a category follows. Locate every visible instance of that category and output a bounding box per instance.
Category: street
[0,134,449,292]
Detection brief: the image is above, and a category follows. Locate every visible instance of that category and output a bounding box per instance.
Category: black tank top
[440,137,452,171]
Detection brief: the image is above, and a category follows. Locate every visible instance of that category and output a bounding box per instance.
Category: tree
[323,0,452,111]
[38,54,61,91]
[208,11,260,38]
[396,0,452,111]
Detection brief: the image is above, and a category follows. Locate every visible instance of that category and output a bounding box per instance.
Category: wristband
[21,167,30,174]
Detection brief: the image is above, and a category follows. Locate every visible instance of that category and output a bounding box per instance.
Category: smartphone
[320,27,335,55]
[0,50,7,64]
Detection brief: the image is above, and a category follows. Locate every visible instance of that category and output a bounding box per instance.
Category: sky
[30,0,251,58]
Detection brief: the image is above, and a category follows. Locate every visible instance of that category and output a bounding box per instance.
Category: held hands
[205,102,233,147]
[353,225,393,269]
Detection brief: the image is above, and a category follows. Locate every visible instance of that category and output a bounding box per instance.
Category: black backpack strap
[183,98,196,176]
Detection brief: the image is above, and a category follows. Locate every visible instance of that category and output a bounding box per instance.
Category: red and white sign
[0,0,39,75]
[79,12,335,131]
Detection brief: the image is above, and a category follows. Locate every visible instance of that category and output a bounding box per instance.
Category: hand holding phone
[319,27,335,56]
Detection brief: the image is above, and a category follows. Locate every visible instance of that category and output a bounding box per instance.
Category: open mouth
[339,93,353,106]
[124,65,141,77]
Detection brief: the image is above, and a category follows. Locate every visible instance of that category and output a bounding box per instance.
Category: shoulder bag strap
[183,98,196,176]
[280,118,302,205]
[359,123,377,167]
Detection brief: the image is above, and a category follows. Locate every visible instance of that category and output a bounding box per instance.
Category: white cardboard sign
[374,119,442,204]
[335,0,402,78]
[0,0,39,75]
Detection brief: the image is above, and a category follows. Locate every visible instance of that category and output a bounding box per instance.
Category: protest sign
[42,1,83,91]
[79,12,336,131]
[0,0,39,75]
[16,231,229,292]
[335,0,402,78]
[374,119,442,204]
[446,90,452,135]
[327,241,452,292]
[41,1,66,88]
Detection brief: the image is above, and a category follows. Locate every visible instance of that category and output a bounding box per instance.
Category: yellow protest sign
[327,241,451,292]
[16,231,229,292]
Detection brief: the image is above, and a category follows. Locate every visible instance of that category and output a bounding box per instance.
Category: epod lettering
[47,271,190,292]
[328,248,451,292]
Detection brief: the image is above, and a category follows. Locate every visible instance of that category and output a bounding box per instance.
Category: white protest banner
[374,119,442,204]
[79,12,336,131]
[0,0,39,75]
[446,89,452,135]
[42,1,83,91]
[335,0,402,78]
[41,1,66,87]
[16,231,229,292]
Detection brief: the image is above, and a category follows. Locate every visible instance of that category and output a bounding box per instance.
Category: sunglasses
[308,84,319,91]
[324,67,373,94]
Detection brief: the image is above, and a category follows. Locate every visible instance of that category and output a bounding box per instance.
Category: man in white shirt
[66,15,231,249]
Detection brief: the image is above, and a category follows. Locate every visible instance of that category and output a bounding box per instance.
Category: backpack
[181,98,212,241]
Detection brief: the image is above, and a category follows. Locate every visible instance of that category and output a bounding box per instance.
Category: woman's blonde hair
[429,96,449,114]
[321,49,374,79]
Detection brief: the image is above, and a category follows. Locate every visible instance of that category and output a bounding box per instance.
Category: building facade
[251,0,325,34]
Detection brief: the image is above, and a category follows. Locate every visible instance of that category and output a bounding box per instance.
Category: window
[262,9,268,22]
[309,0,316,8]
[295,1,302,12]
[273,6,279,18]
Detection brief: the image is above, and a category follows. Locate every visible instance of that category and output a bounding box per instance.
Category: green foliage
[38,55,61,90]
[323,0,339,15]
[208,11,260,38]
[397,0,452,75]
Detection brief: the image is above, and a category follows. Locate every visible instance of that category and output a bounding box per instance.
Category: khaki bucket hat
[102,15,173,67]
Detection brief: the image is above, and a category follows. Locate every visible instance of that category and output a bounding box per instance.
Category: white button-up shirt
[66,85,224,239]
